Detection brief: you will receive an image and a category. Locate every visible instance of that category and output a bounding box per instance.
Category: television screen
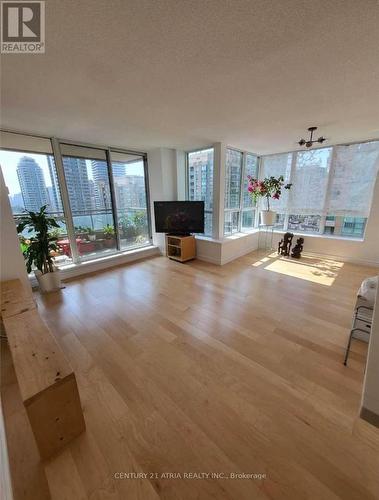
[154,201,204,234]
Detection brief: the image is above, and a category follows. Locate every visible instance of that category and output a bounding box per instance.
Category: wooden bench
[1,279,36,319]
[1,280,85,460]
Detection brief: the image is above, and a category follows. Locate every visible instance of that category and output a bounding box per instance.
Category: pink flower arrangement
[247,175,292,210]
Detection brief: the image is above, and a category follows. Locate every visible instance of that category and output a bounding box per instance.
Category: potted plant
[17,205,62,293]
[103,224,115,247]
[87,227,96,241]
[247,175,292,226]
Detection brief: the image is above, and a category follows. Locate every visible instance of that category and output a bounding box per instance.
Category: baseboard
[360,407,379,428]
[196,254,221,265]
[220,243,259,265]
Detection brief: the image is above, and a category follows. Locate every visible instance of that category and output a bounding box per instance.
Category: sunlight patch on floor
[263,256,344,286]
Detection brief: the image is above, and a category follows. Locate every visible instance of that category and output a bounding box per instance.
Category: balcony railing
[14,207,150,264]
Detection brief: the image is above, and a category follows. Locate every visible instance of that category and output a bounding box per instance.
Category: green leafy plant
[103,224,115,239]
[18,235,29,254]
[74,225,89,234]
[17,205,60,274]
[49,227,65,239]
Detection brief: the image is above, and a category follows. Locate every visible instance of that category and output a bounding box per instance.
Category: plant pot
[88,234,96,241]
[260,210,276,226]
[104,238,115,248]
[35,270,62,293]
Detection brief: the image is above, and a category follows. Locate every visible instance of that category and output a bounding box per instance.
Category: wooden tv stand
[166,234,196,262]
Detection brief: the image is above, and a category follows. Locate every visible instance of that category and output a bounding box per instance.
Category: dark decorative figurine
[278,232,294,256]
[291,237,304,258]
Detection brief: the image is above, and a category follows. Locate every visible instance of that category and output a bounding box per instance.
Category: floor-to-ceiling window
[224,148,259,235]
[0,135,151,269]
[260,140,379,238]
[110,151,150,249]
[224,149,243,235]
[60,144,118,260]
[187,148,214,236]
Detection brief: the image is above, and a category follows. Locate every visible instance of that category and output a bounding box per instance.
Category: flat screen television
[154,201,204,234]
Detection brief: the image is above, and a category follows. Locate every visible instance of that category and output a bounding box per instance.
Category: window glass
[241,210,255,230]
[324,215,366,238]
[188,148,214,236]
[291,148,332,214]
[260,153,292,212]
[111,156,149,250]
[243,153,258,208]
[225,149,243,209]
[62,155,117,260]
[0,150,72,265]
[224,211,239,235]
[327,142,379,217]
[288,214,321,233]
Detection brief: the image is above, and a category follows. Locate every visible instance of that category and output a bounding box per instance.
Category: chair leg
[343,330,354,366]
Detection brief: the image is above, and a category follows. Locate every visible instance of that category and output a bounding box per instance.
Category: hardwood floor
[2,250,379,500]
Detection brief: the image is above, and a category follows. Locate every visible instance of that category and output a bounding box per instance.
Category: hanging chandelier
[298,127,326,148]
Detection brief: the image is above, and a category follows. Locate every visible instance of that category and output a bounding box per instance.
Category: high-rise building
[62,157,92,213]
[17,156,48,212]
[9,192,24,213]
[114,175,146,210]
[47,156,63,213]
[91,160,126,210]
[188,149,213,210]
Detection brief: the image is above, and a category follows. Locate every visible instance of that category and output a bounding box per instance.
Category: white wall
[195,231,260,265]
[0,169,31,290]
[361,286,379,422]
[147,148,177,253]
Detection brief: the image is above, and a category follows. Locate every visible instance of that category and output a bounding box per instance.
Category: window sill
[195,229,259,244]
[195,228,364,245]
[29,245,159,286]
[270,228,364,243]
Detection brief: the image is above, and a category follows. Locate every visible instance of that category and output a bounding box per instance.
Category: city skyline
[0,151,144,196]
[0,151,146,216]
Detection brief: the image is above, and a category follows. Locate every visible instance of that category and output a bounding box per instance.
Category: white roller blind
[111,151,144,163]
[326,141,379,217]
[0,131,52,154]
[60,143,107,160]
[290,148,332,214]
[260,153,292,212]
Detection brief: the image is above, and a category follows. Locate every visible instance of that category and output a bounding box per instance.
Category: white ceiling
[1,0,379,154]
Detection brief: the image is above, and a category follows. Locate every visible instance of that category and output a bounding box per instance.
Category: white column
[213,142,226,240]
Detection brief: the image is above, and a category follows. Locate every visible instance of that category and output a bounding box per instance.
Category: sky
[0,150,144,196]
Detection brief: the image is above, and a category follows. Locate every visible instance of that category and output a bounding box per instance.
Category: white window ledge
[29,245,159,286]
[270,228,364,243]
[195,229,259,245]
[195,227,364,245]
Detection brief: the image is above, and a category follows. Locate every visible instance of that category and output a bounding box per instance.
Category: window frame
[0,133,152,266]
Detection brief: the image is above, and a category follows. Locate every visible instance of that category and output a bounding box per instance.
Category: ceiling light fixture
[298,127,326,148]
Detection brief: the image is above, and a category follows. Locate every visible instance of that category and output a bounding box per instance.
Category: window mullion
[51,137,79,263]
[238,152,246,232]
[320,145,338,235]
[287,152,297,220]
[255,156,262,227]
[106,149,121,251]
